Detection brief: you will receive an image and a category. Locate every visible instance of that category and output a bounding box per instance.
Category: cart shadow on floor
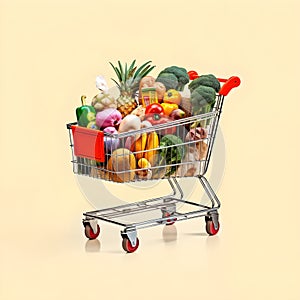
[162,224,178,243]
[184,232,207,237]
[85,240,125,254]
[85,239,101,252]
[182,232,220,250]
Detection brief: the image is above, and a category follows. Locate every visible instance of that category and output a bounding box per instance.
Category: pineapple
[110,60,155,118]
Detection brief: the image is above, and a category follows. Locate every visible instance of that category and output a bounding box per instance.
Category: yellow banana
[130,132,147,160]
[144,131,159,166]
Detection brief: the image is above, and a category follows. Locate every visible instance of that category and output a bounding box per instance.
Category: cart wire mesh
[67,94,225,183]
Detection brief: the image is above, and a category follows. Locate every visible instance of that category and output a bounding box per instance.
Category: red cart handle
[218,76,241,96]
[187,71,241,96]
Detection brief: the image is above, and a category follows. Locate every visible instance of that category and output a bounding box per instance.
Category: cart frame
[66,75,240,252]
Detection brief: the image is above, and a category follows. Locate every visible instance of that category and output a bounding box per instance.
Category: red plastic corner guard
[71,125,105,162]
[218,76,241,96]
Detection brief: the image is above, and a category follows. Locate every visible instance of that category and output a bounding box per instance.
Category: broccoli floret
[191,85,216,115]
[157,66,189,91]
[188,74,221,93]
[156,72,178,90]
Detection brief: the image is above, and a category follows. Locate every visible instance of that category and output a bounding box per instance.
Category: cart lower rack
[66,75,240,253]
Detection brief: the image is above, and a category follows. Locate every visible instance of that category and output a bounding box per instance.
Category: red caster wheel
[122,237,139,253]
[205,216,220,236]
[84,223,100,240]
[163,212,177,226]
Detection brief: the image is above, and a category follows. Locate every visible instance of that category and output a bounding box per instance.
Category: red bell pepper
[145,103,164,115]
[144,113,176,135]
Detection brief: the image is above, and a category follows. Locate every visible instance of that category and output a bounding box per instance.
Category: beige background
[1,0,299,299]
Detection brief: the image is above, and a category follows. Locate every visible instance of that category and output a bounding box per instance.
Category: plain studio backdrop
[0,0,299,299]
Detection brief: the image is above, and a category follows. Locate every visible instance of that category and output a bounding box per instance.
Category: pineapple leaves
[111,78,121,88]
[117,61,124,80]
[133,60,153,79]
[124,63,128,83]
[109,62,122,82]
[128,60,136,73]
[127,60,137,78]
[140,65,156,78]
[109,60,155,96]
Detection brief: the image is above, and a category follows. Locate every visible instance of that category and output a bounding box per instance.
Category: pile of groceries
[72,60,222,183]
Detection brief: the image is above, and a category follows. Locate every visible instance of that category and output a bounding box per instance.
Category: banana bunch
[129,131,159,179]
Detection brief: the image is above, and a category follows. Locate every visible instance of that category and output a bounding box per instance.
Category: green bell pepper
[76,95,96,127]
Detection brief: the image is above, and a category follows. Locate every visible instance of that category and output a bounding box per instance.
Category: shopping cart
[66,75,240,253]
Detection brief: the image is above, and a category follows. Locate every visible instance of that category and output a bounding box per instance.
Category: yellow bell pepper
[161,103,178,116]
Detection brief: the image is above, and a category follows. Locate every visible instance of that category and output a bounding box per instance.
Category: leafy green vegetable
[188,74,221,93]
[190,85,216,115]
[159,134,185,176]
[156,72,178,90]
[158,66,190,91]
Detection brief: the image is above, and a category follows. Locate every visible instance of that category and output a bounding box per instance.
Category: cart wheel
[122,237,139,253]
[163,212,177,226]
[205,218,220,236]
[84,224,100,240]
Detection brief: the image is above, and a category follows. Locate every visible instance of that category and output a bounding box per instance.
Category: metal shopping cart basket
[66,74,240,253]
